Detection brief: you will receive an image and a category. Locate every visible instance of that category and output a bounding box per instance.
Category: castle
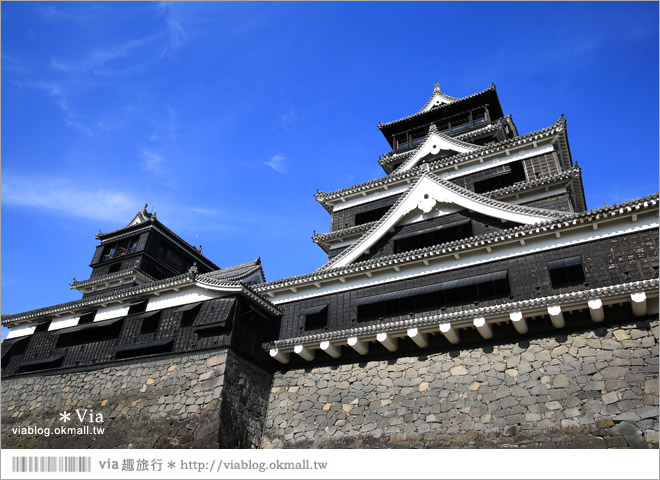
[2,83,658,448]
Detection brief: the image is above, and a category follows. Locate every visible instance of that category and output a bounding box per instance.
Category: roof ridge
[70,267,156,289]
[254,192,659,290]
[317,172,567,271]
[378,83,496,129]
[318,117,566,203]
[96,217,219,270]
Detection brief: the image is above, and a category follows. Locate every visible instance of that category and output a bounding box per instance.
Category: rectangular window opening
[55,319,124,348]
[140,311,161,334]
[473,161,526,193]
[355,205,392,226]
[301,305,329,331]
[128,300,149,315]
[548,256,585,288]
[394,219,472,254]
[34,319,52,333]
[78,311,97,324]
[355,271,510,323]
[180,303,203,327]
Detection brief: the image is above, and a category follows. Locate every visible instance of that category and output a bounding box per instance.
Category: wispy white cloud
[1,174,139,223]
[49,32,164,75]
[37,5,89,22]
[140,148,166,174]
[15,80,94,136]
[158,2,187,56]
[264,155,287,173]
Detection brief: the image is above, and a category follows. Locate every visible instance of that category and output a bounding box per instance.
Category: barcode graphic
[11,456,92,473]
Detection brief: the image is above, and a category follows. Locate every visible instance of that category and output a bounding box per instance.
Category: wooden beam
[407,327,428,348]
[439,322,459,344]
[269,348,289,364]
[547,305,565,328]
[473,317,493,339]
[509,311,528,334]
[348,336,368,355]
[630,292,647,316]
[377,332,398,352]
[294,344,315,361]
[587,298,605,322]
[320,341,341,358]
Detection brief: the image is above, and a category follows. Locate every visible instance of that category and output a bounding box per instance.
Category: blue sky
[1,2,658,341]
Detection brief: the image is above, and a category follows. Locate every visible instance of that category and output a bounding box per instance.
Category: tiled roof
[483,166,582,198]
[378,83,496,129]
[416,83,461,112]
[317,117,567,205]
[318,171,570,271]
[313,166,583,250]
[263,278,659,348]
[70,267,156,289]
[198,258,264,283]
[2,261,279,327]
[96,209,219,271]
[313,223,374,244]
[378,116,511,169]
[255,193,659,292]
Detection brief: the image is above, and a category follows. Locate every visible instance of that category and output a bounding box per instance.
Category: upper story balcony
[392,107,489,152]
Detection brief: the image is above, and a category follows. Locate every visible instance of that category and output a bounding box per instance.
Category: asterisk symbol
[59,411,71,423]
[167,462,176,469]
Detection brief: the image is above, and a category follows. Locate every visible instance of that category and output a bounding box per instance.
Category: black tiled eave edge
[378,84,496,129]
[96,219,219,270]
[313,167,582,245]
[317,118,566,203]
[71,267,156,289]
[378,118,507,166]
[263,278,659,349]
[256,193,659,290]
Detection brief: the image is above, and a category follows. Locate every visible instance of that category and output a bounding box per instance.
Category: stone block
[636,406,659,420]
[450,366,468,376]
[552,374,570,388]
[601,391,619,405]
[643,379,659,396]
[644,430,659,444]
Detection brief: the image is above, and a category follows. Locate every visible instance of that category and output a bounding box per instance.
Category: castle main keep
[2,84,658,448]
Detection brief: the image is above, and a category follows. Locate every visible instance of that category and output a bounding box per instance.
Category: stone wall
[1,349,228,448]
[218,352,274,448]
[262,319,659,448]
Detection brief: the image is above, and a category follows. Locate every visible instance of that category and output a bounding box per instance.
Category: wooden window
[128,300,148,315]
[140,311,161,334]
[355,271,510,322]
[355,205,391,226]
[547,256,585,288]
[34,320,52,333]
[473,161,526,193]
[179,303,202,327]
[78,311,97,324]
[102,237,138,261]
[108,263,122,274]
[300,305,329,331]
[393,219,472,254]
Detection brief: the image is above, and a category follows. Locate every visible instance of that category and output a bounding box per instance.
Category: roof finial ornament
[188,262,198,278]
[434,82,441,93]
[428,123,438,134]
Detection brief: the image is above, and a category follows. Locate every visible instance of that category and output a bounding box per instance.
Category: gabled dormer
[377,83,517,155]
[72,205,219,294]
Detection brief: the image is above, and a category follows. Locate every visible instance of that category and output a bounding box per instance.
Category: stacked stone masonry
[262,319,659,448]
[1,350,228,448]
